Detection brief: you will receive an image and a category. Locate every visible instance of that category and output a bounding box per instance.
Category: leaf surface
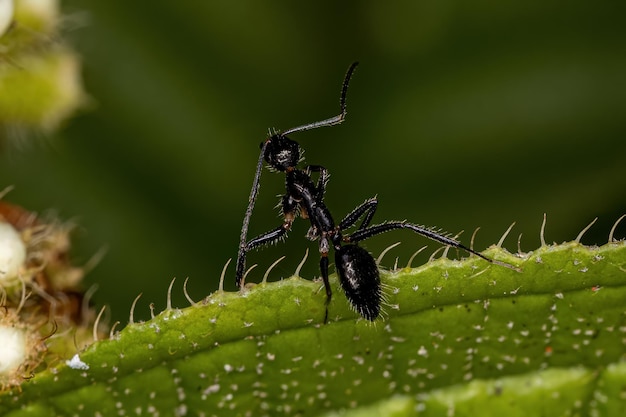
[1,241,625,416]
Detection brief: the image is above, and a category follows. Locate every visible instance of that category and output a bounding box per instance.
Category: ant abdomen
[335,244,381,321]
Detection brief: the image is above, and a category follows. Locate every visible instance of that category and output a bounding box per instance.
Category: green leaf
[1,241,625,416]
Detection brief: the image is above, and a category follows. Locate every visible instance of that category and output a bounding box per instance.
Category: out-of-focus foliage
[0,1,624,323]
[0,0,85,138]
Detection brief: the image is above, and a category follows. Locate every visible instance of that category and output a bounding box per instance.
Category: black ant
[236,62,513,322]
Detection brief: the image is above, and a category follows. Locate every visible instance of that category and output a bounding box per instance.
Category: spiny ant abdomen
[335,244,381,321]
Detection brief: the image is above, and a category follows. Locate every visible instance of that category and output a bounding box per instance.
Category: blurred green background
[1,1,625,324]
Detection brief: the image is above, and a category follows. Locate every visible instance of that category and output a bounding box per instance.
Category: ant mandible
[235,62,512,322]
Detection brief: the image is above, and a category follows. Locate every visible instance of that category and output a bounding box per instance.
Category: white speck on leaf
[66,354,90,370]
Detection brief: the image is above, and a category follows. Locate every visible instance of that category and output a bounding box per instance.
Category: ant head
[261,133,301,171]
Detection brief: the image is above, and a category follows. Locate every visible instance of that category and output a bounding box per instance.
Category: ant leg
[236,194,298,287]
[339,197,378,231]
[235,224,291,288]
[320,253,332,323]
[346,221,499,265]
[237,224,292,285]
[305,165,330,201]
[236,190,301,287]
[246,225,290,250]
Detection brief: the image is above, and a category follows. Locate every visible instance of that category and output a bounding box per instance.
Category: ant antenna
[282,61,359,135]
[235,62,359,287]
[236,141,268,287]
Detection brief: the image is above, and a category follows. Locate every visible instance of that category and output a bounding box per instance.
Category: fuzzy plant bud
[0,221,26,286]
[0,0,13,37]
[1,0,84,141]
[0,326,26,376]
[14,0,58,34]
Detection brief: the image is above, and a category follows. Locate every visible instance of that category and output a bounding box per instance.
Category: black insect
[236,62,511,322]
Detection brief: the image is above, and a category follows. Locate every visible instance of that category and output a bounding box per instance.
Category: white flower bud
[0,326,26,376]
[0,0,14,37]
[0,221,26,284]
